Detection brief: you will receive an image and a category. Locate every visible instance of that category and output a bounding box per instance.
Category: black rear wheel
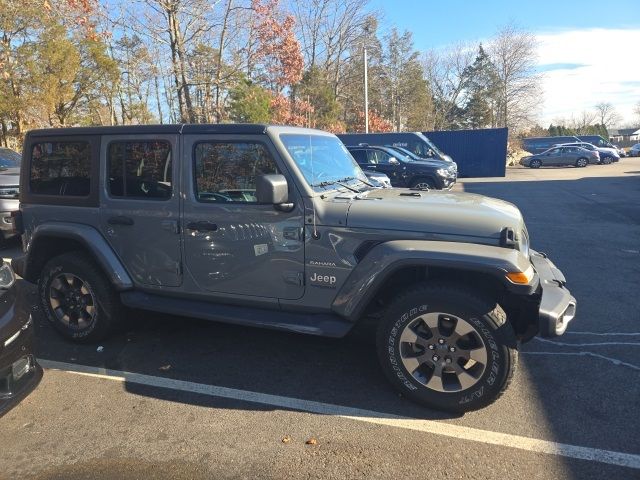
[376,282,517,413]
[575,157,588,167]
[39,252,122,342]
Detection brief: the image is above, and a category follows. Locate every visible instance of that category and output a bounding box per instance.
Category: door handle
[187,221,218,232]
[108,216,134,226]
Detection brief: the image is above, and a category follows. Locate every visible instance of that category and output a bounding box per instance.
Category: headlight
[0,262,16,289]
[0,186,19,198]
[436,168,447,177]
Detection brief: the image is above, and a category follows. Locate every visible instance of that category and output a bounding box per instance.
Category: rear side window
[108,141,172,200]
[30,142,90,196]
[194,142,278,203]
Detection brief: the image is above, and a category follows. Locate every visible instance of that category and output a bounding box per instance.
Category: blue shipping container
[423,128,508,178]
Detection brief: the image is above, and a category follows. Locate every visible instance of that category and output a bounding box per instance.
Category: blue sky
[369,0,640,125]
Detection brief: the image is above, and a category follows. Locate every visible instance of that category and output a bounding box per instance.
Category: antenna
[309,135,319,239]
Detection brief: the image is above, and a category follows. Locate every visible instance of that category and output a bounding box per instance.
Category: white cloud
[536,28,640,126]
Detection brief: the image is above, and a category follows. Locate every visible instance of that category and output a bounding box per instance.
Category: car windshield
[279,134,369,191]
[416,133,445,157]
[0,149,21,168]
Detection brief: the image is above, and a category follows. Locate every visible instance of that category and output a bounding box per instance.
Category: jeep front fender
[24,223,133,290]
[332,240,535,321]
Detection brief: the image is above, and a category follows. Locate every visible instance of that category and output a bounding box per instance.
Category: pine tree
[461,44,500,129]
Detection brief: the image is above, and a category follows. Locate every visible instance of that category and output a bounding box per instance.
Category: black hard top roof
[26,123,270,137]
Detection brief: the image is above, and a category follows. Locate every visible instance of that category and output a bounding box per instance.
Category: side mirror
[256,174,289,204]
[388,157,400,165]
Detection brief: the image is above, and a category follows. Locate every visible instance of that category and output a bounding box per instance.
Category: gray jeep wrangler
[13,124,576,413]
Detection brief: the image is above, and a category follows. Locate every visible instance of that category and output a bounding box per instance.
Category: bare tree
[422,42,475,129]
[633,101,640,125]
[489,24,541,132]
[594,102,621,129]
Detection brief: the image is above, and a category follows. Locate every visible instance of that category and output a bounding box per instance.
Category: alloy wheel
[49,273,97,329]
[398,312,488,392]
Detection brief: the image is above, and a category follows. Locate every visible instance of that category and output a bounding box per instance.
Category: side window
[548,148,560,155]
[108,141,172,200]
[376,151,395,164]
[30,141,90,196]
[194,142,278,203]
[366,150,380,164]
[349,149,367,164]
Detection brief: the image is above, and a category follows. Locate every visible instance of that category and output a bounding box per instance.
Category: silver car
[520,146,599,168]
[0,148,20,244]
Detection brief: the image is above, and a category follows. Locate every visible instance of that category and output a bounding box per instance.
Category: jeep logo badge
[309,272,337,287]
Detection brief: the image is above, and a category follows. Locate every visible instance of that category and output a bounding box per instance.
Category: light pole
[364,45,369,133]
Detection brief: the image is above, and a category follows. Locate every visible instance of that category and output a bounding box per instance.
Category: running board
[120,291,353,338]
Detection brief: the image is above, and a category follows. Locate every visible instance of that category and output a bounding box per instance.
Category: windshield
[0,149,21,168]
[280,134,368,191]
[416,133,445,158]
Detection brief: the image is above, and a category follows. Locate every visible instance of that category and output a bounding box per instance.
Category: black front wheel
[376,282,517,413]
[410,177,436,190]
[39,252,122,342]
[529,159,542,168]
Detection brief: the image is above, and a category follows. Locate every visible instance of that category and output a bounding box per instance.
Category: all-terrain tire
[376,282,518,413]
[39,252,123,343]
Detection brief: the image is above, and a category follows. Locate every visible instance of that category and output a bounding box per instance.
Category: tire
[529,159,542,169]
[410,177,436,190]
[376,282,517,413]
[39,252,123,343]
[575,157,588,168]
[602,157,612,165]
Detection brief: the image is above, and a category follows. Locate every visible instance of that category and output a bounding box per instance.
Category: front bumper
[530,250,576,337]
[0,281,43,417]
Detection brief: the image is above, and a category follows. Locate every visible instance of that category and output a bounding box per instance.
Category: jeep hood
[343,188,524,240]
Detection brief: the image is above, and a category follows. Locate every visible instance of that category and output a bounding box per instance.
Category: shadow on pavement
[26,173,640,478]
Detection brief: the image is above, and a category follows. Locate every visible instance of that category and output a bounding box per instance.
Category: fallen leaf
[305,438,317,445]
[159,364,171,371]
[281,436,291,444]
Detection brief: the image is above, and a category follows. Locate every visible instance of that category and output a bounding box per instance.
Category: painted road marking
[39,359,640,470]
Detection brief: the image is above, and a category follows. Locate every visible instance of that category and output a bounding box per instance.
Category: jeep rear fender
[332,240,535,321]
[25,223,133,290]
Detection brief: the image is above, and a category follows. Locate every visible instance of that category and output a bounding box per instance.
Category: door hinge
[162,219,180,234]
[283,271,303,286]
[283,227,303,241]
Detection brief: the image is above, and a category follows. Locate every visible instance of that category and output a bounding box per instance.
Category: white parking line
[534,337,640,348]
[522,351,640,371]
[39,359,640,470]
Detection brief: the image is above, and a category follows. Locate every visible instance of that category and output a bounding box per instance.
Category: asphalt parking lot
[1,159,639,479]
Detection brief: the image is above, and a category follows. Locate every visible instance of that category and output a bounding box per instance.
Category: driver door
[367,150,401,184]
[181,135,305,300]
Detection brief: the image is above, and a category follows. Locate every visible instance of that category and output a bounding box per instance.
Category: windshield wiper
[312,177,361,193]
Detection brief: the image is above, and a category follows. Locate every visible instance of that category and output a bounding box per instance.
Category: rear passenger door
[100,135,182,287]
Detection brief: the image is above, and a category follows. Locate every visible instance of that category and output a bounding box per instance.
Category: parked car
[522,136,581,154]
[346,145,457,190]
[386,145,458,173]
[0,263,42,417]
[553,142,619,164]
[13,124,576,413]
[628,144,640,157]
[362,170,391,188]
[0,148,21,245]
[337,132,455,164]
[520,146,599,168]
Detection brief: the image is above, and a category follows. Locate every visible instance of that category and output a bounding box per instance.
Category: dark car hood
[340,188,524,240]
